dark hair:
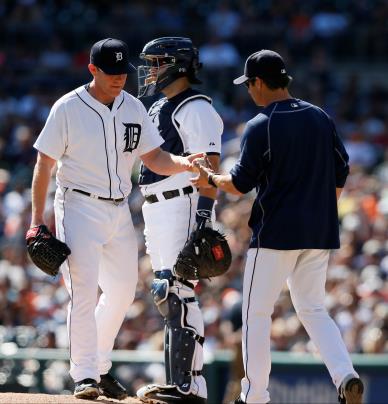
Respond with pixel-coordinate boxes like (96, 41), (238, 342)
(263, 74), (292, 90)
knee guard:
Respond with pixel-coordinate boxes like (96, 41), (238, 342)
(151, 270), (204, 393)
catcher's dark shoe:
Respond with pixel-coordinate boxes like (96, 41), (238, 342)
(74, 378), (99, 400)
(137, 384), (206, 404)
(338, 375), (364, 404)
(99, 373), (128, 400)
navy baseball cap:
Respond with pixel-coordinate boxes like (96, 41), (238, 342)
(233, 49), (291, 85)
(90, 38), (136, 75)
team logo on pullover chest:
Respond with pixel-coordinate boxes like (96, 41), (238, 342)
(123, 123), (141, 152)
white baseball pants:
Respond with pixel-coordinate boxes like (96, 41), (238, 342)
(54, 188), (138, 383)
(142, 192), (208, 398)
(143, 192), (199, 271)
(241, 248), (358, 404)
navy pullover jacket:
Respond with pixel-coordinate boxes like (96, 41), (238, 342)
(230, 98), (349, 250)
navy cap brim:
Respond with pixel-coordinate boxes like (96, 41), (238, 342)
(233, 74), (249, 85)
(100, 62), (136, 75)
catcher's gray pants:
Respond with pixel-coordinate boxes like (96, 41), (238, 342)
(241, 248), (358, 404)
(142, 192), (207, 398)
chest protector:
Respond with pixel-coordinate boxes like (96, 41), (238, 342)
(139, 88), (211, 185)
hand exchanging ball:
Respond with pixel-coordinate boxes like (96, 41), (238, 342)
(194, 155), (213, 170)
(191, 157), (216, 188)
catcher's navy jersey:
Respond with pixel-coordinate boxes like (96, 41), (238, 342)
(230, 98), (349, 250)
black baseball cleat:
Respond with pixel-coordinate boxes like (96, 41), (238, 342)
(232, 395), (246, 404)
(338, 375), (364, 404)
(74, 378), (99, 400)
(99, 372), (128, 400)
(137, 384), (206, 404)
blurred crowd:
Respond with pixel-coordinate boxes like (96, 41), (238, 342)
(0, 0), (388, 396)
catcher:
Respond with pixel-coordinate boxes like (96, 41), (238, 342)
(136, 37), (230, 404)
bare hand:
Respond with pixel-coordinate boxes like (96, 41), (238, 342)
(190, 158), (214, 188)
(183, 152), (205, 173)
(186, 152), (205, 163)
(194, 155), (215, 171)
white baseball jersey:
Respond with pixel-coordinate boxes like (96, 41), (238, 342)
(35, 85), (163, 197)
(168, 98), (223, 152)
(140, 95), (223, 194)
(34, 85), (163, 383)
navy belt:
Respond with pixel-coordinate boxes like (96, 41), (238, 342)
(72, 189), (125, 203)
(145, 185), (194, 204)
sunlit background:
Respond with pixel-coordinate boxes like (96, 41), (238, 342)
(0, 1), (387, 403)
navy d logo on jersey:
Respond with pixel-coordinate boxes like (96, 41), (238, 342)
(123, 123), (141, 152)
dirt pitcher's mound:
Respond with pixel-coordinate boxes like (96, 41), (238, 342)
(0, 393), (142, 403)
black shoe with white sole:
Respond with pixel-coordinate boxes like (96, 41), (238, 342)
(338, 375), (364, 404)
(137, 384), (206, 404)
(74, 378), (99, 400)
(99, 373), (128, 400)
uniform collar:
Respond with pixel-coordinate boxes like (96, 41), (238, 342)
(75, 84), (124, 115)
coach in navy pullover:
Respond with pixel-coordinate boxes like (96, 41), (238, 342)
(191, 50), (360, 404)
(191, 50), (349, 251)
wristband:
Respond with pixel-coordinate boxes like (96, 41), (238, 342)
(208, 173), (217, 188)
(196, 196), (215, 224)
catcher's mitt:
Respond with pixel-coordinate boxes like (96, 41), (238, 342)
(26, 225), (71, 276)
(174, 224), (232, 280)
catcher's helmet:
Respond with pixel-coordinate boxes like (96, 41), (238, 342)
(138, 37), (202, 98)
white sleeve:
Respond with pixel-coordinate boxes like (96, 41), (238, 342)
(136, 100), (164, 156)
(176, 99), (223, 154)
(34, 100), (67, 160)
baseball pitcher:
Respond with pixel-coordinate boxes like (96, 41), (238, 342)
(28, 38), (200, 401)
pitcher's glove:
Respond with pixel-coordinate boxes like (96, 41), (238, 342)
(174, 223), (232, 280)
(26, 225), (71, 276)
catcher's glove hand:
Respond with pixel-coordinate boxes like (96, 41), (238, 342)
(174, 223), (232, 280)
(26, 224), (71, 276)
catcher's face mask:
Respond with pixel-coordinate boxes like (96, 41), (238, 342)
(137, 54), (181, 98)
(137, 37), (202, 98)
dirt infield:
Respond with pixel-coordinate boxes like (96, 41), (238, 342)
(0, 393), (143, 403)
